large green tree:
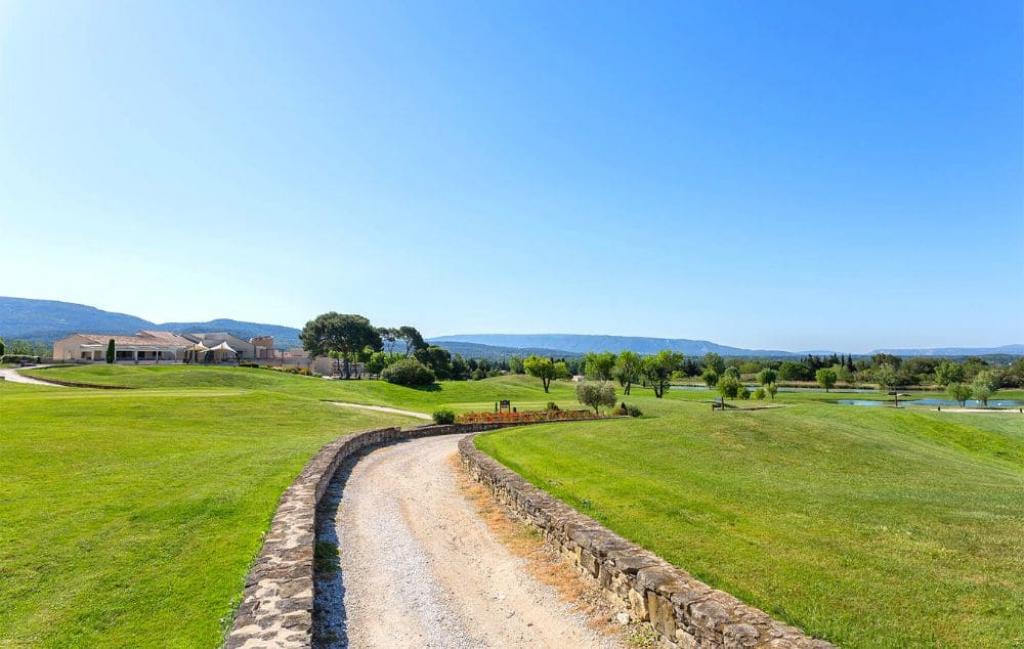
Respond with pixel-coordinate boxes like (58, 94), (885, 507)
(702, 352), (726, 375)
(397, 326), (427, 357)
(300, 312), (382, 379)
(613, 351), (642, 395)
(815, 367), (838, 392)
(947, 382), (971, 407)
(718, 374), (742, 401)
(875, 363), (900, 406)
(643, 350), (684, 398)
(971, 370), (999, 407)
(934, 361), (965, 387)
(584, 352), (616, 382)
(523, 356), (569, 393)
(414, 345), (453, 380)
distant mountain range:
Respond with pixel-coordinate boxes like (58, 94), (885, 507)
(0, 297), (303, 349)
(430, 333), (800, 357)
(430, 334), (1024, 359)
(2, 297), (1020, 358)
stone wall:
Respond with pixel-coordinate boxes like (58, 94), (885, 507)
(458, 435), (835, 649)
(225, 422), (512, 649)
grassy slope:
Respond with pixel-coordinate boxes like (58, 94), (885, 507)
(476, 399), (1024, 648)
(0, 379), (416, 648)
(23, 364), (587, 412)
(9, 365), (1024, 647)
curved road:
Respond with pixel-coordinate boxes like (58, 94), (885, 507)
(0, 366), (63, 386)
(316, 434), (621, 649)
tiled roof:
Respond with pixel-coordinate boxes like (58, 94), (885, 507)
(74, 331), (192, 347)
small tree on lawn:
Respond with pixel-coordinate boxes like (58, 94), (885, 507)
(718, 374), (742, 402)
(876, 363), (899, 406)
(701, 368), (718, 388)
(815, 367), (838, 392)
(106, 339), (116, 364)
(971, 370), (999, 407)
(766, 383), (779, 400)
(643, 350), (684, 398)
(947, 382), (971, 407)
(576, 381), (616, 414)
(613, 351), (642, 395)
(757, 368), (778, 399)
(524, 355), (569, 393)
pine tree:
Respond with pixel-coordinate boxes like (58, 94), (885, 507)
(106, 339), (116, 364)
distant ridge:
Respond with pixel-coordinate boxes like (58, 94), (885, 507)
(2, 298), (1019, 358)
(430, 333), (798, 357)
(0, 297), (302, 349)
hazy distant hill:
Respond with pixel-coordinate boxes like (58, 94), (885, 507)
(427, 339), (583, 361)
(870, 344), (1024, 357)
(0, 297), (302, 349)
(4, 297), (1019, 358)
(430, 333), (798, 357)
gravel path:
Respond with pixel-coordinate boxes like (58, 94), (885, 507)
(327, 401), (432, 420)
(314, 434), (622, 649)
(0, 365), (64, 387)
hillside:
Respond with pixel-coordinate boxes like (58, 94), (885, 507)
(0, 297), (302, 348)
(431, 333), (798, 357)
(427, 339), (582, 361)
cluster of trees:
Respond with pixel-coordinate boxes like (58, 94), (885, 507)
(0, 338), (50, 359)
(300, 312), (527, 387)
(936, 364), (1004, 407)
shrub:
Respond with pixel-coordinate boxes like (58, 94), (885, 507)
(576, 381), (616, 414)
(382, 358), (436, 387)
(627, 405), (642, 417)
(545, 401), (560, 412)
(739, 387), (751, 400)
(753, 387), (767, 400)
(432, 408), (456, 425)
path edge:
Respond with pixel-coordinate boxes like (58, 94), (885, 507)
(458, 434), (836, 649)
(224, 422), (514, 649)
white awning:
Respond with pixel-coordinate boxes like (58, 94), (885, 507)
(208, 342), (236, 353)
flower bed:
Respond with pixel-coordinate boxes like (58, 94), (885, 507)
(456, 409), (601, 424)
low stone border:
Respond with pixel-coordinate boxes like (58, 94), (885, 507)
(459, 435), (835, 649)
(224, 422), (514, 649)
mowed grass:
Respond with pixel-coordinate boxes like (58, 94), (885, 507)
(0, 378), (418, 647)
(23, 363), (588, 413)
(9, 365), (1024, 646)
(476, 400), (1024, 648)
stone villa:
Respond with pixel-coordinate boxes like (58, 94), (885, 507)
(52, 330), (277, 363)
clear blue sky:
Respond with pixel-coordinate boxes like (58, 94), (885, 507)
(1, 1), (1021, 352)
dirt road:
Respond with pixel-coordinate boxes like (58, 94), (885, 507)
(315, 434), (621, 649)
(0, 366), (63, 387)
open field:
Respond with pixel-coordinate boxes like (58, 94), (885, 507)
(6, 365), (1024, 647)
(0, 378), (419, 647)
(476, 399), (1024, 648)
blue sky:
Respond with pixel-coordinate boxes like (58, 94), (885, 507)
(1, 1), (1021, 352)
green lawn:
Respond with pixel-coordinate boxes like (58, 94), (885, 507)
(476, 400), (1024, 648)
(6, 365), (1024, 647)
(0, 378), (419, 647)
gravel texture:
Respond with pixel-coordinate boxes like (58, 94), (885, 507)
(313, 434), (622, 649)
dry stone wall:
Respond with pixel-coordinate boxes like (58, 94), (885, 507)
(458, 435), (836, 649)
(225, 422), (512, 649)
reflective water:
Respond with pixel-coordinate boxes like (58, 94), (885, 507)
(837, 398), (1023, 409)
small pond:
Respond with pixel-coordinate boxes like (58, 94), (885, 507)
(836, 398), (1024, 409)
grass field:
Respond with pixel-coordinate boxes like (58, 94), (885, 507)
(0, 377), (419, 647)
(476, 399), (1024, 648)
(6, 364), (1024, 647)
